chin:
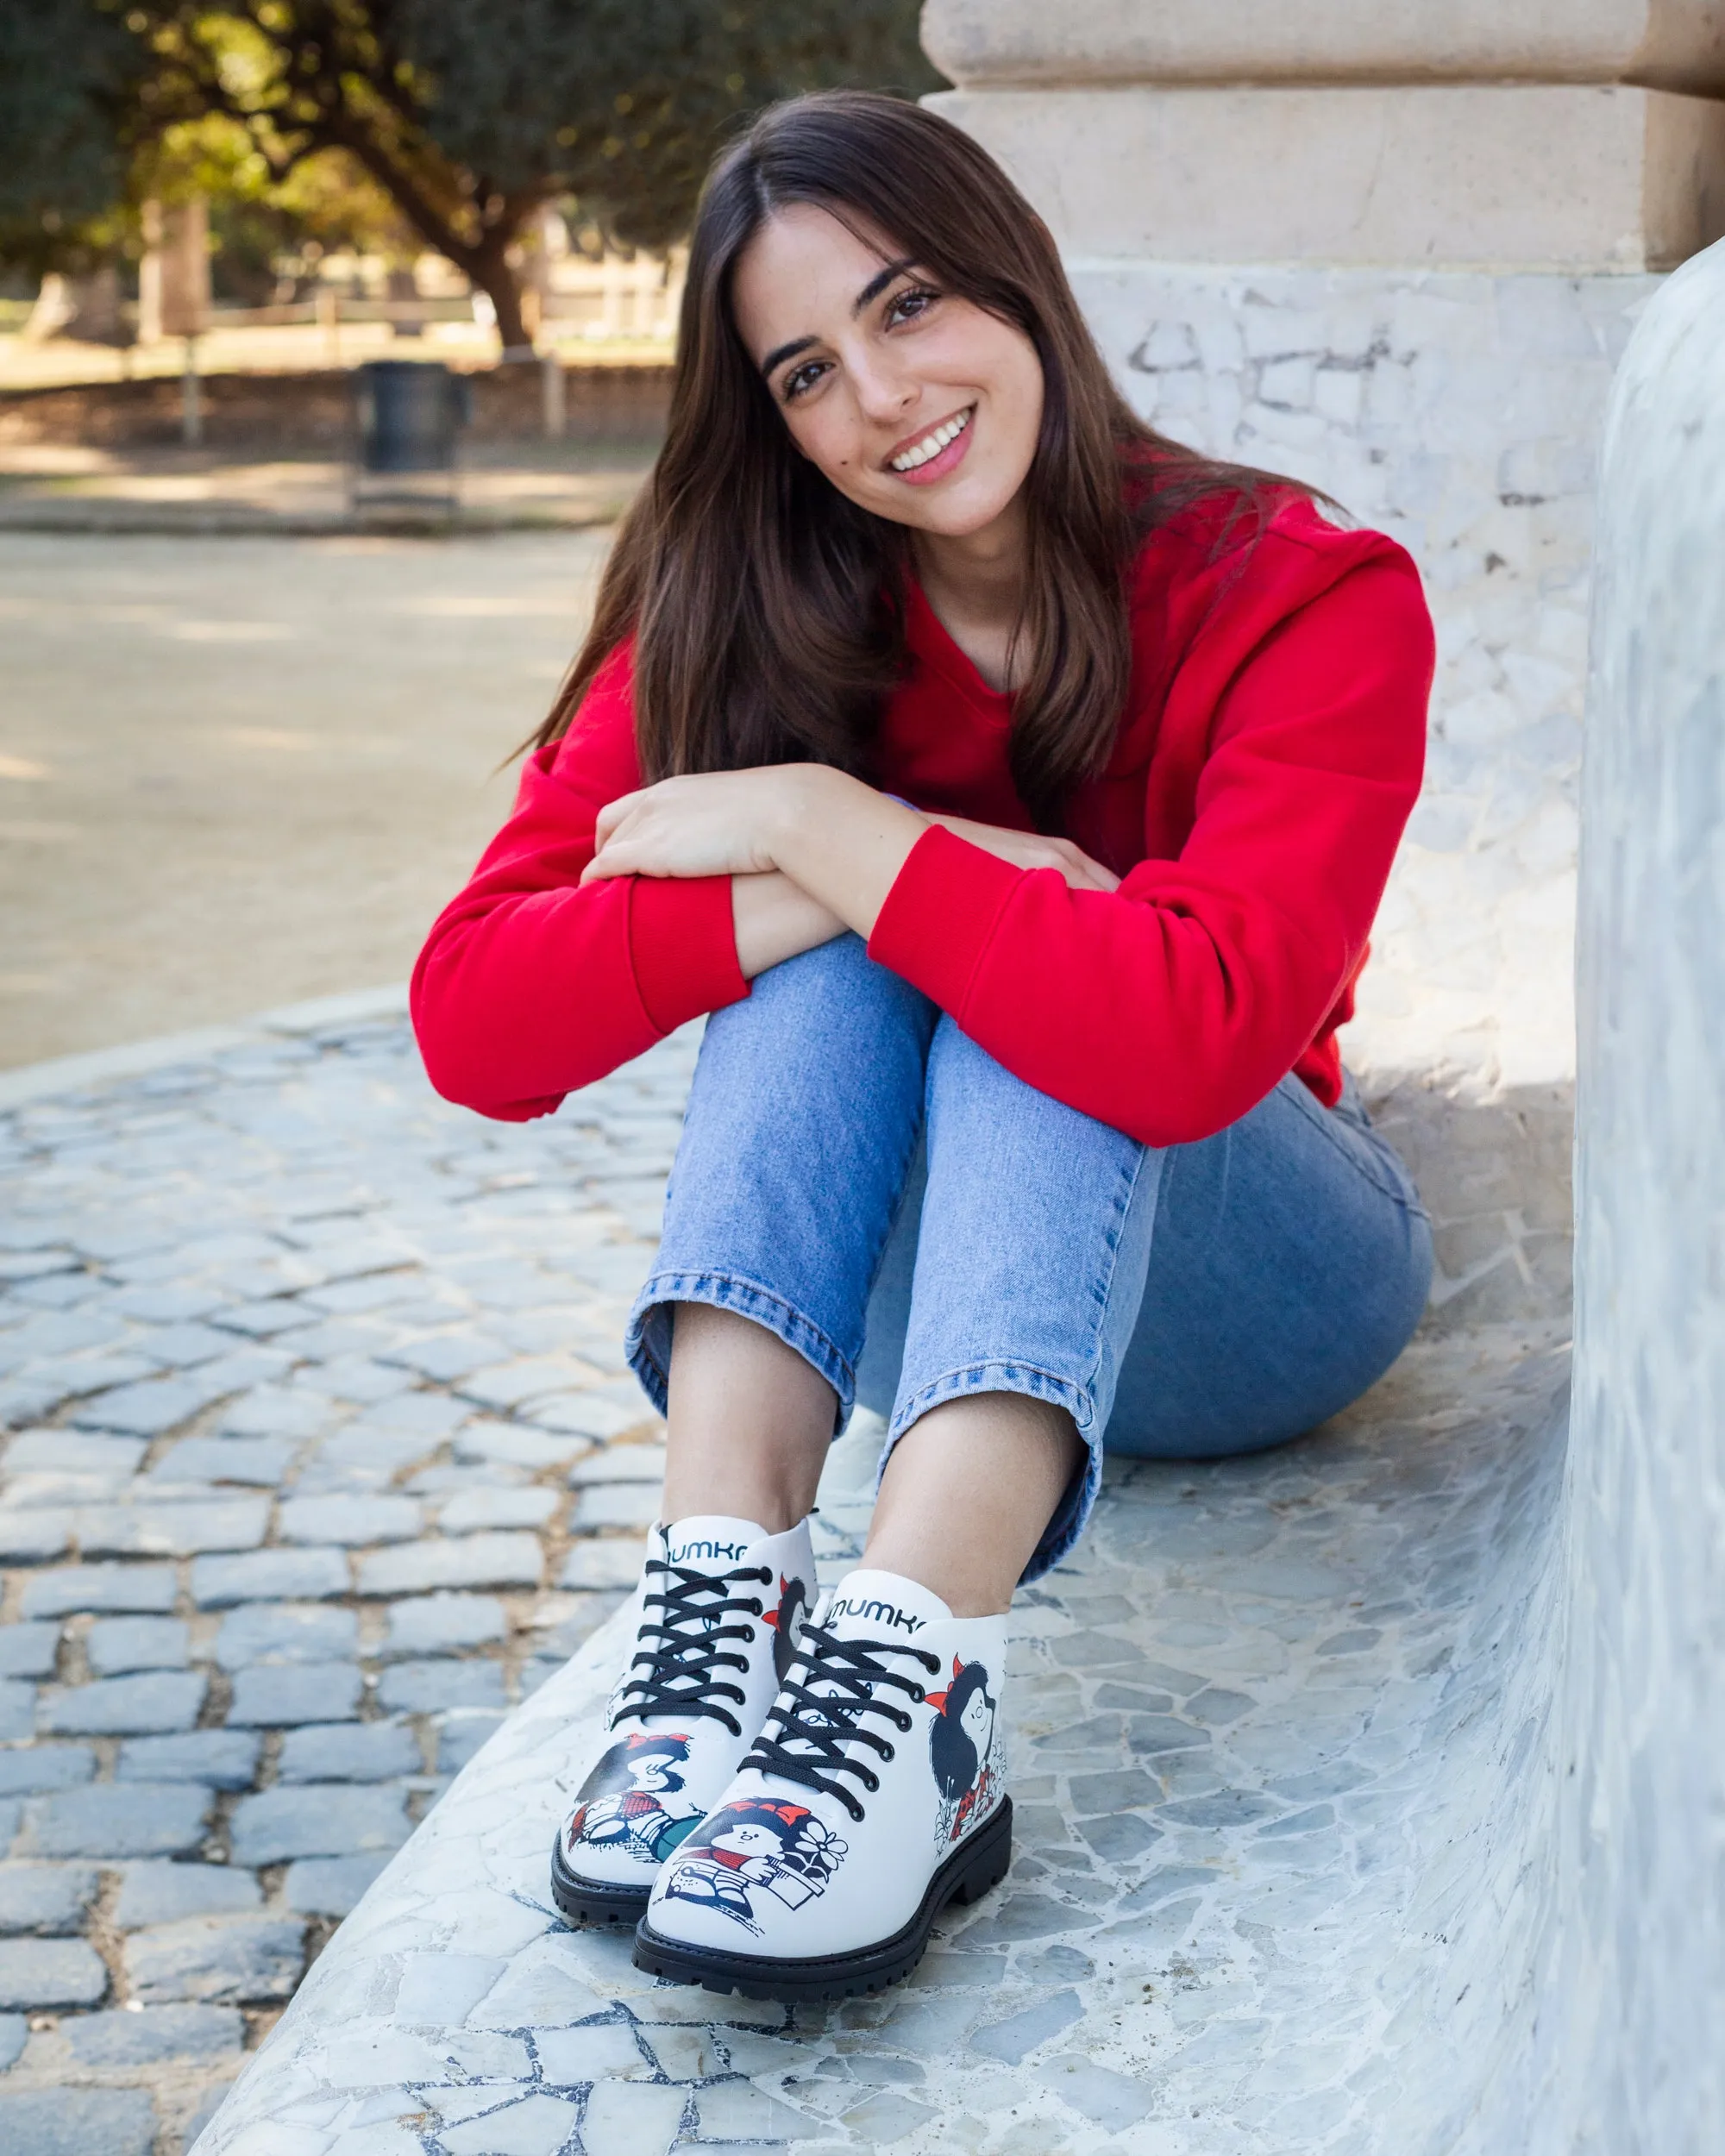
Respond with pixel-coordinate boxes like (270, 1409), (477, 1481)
(919, 492), (1019, 537)
(874, 480), (1019, 537)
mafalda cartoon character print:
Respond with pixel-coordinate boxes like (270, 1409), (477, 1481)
(563, 1733), (703, 1867)
(928, 1656), (1002, 1846)
(660, 1797), (848, 1934)
(766, 1573), (809, 1684)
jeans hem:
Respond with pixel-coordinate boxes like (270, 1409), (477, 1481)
(881, 1361), (1104, 1586)
(624, 1269), (856, 1432)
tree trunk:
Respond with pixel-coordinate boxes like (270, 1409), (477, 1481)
(468, 239), (532, 355)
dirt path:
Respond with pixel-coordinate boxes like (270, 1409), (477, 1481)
(1, 528), (612, 1067)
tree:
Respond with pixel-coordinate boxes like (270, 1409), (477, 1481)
(0, 0), (143, 279)
(107, 1), (939, 351)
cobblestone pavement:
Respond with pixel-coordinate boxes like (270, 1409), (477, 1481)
(0, 1006), (699, 2153)
(0, 1006), (1575, 2155)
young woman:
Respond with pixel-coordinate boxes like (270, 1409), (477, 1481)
(413, 91), (1434, 2002)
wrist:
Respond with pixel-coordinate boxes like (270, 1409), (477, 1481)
(763, 764), (860, 872)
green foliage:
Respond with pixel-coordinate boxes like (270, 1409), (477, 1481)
(204, 152), (419, 300)
(0, 0), (144, 273)
(137, 112), (416, 299)
(395, 0), (944, 249)
(4, 1), (938, 329)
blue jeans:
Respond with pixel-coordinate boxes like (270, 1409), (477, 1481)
(626, 935), (1432, 1584)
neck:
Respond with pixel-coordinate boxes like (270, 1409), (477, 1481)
(910, 497), (1030, 634)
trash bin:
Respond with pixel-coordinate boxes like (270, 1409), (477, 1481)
(352, 360), (468, 516)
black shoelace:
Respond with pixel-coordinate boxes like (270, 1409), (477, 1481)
(615, 1558), (772, 1735)
(743, 1621), (940, 1821)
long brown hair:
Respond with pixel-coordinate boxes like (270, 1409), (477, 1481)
(531, 91), (1293, 827)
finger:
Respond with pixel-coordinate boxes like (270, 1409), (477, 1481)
(1049, 854), (1114, 893)
(1051, 841), (1120, 893)
(593, 791), (643, 847)
(580, 834), (639, 884)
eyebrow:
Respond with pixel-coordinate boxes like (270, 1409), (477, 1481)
(854, 256), (916, 313)
(756, 257), (918, 380)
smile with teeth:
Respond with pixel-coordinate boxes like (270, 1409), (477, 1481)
(889, 407), (974, 472)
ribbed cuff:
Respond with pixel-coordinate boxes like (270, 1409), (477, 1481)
(865, 824), (1023, 1018)
(627, 874), (749, 1037)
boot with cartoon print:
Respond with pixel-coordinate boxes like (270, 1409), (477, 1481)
(633, 1567), (1012, 2000)
(550, 1514), (815, 1926)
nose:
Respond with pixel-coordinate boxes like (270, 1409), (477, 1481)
(849, 350), (918, 429)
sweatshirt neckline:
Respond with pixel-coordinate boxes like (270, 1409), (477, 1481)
(903, 580), (1013, 730)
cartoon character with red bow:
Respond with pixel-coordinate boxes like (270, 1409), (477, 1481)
(660, 1796), (847, 1933)
(763, 1571), (809, 1684)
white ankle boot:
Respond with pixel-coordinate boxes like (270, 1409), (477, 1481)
(634, 1568), (1012, 1999)
(550, 1514), (814, 1924)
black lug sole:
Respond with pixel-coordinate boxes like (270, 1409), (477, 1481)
(549, 1829), (652, 1927)
(631, 1796), (1013, 2002)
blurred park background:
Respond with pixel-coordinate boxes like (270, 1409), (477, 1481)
(0, 0), (939, 1069)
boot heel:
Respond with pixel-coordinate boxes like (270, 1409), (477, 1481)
(947, 1796), (1013, 1906)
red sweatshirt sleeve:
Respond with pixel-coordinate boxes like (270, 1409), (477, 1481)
(411, 643), (747, 1119)
(866, 540), (1433, 1147)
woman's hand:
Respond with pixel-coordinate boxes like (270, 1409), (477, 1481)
(582, 764), (1120, 955)
(919, 812), (1121, 893)
(582, 769), (807, 885)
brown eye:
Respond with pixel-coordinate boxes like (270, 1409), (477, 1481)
(782, 360), (826, 403)
(888, 286), (938, 326)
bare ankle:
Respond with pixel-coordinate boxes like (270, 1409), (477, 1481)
(661, 1302), (834, 1537)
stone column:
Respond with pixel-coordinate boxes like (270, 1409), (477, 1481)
(1554, 229), (1725, 2156)
(925, 5), (1725, 1313)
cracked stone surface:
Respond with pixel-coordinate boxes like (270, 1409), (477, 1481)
(0, 1006), (1572, 2153)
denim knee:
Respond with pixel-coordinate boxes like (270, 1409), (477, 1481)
(625, 936), (938, 1428)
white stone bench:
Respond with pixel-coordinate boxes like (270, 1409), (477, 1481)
(190, 1326), (1571, 2156)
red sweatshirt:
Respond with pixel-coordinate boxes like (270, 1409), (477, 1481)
(411, 493), (1432, 1147)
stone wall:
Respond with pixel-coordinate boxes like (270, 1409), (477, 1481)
(1071, 263), (1646, 1103)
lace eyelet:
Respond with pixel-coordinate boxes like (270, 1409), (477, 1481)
(880, 1743), (894, 1761)
(910, 1685), (925, 1703)
(748, 1601), (764, 1616)
(861, 1771), (878, 1791)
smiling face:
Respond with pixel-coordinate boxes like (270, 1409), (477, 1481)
(627, 1754), (681, 1795)
(712, 1821), (784, 1858)
(730, 204), (1044, 546)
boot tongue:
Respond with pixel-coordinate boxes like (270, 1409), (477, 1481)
(824, 1568), (951, 1643)
(660, 1515), (768, 1572)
